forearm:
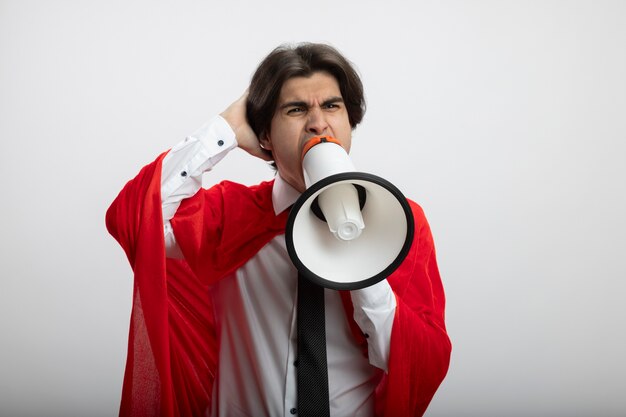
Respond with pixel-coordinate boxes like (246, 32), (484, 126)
(161, 116), (237, 257)
(350, 279), (396, 372)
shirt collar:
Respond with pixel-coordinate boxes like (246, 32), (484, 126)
(272, 173), (301, 215)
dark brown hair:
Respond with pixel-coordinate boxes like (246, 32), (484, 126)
(246, 43), (365, 142)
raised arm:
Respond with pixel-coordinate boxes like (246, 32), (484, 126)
(162, 92), (273, 258)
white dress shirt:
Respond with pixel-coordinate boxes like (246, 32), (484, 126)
(161, 116), (397, 417)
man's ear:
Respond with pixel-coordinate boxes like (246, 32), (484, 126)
(260, 132), (272, 150)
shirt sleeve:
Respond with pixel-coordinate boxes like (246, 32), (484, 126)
(350, 279), (397, 372)
(161, 115), (237, 258)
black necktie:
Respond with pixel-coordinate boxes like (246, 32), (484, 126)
(297, 273), (330, 417)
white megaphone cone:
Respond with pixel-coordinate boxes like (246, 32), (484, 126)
(285, 136), (415, 290)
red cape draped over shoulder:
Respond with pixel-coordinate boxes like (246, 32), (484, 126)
(106, 153), (451, 417)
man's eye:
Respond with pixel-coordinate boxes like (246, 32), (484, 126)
(287, 107), (304, 114)
(324, 103), (339, 110)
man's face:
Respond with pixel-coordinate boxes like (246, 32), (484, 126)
(261, 71), (352, 193)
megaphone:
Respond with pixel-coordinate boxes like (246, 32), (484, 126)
(285, 136), (414, 290)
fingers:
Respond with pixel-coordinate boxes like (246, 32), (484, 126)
(221, 91), (274, 162)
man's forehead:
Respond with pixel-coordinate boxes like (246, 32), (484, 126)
(278, 72), (342, 103)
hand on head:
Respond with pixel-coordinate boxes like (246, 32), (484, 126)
(220, 91), (273, 162)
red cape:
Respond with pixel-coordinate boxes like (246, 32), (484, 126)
(106, 153), (451, 416)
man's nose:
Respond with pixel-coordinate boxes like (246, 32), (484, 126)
(305, 107), (329, 135)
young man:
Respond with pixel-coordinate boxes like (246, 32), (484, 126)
(107, 43), (451, 417)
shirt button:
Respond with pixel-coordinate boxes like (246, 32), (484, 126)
(217, 139), (224, 146)
(290, 408), (297, 415)
(293, 359), (299, 367)
(364, 333), (370, 338)
(180, 171), (187, 177)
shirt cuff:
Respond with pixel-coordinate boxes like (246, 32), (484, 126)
(162, 116), (237, 200)
(192, 115), (238, 155)
(350, 279), (397, 372)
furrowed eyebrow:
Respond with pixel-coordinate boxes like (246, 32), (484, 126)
(279, 96), (344, 110)
(279, 101), (308, 110)
(321, 97), (344, 106)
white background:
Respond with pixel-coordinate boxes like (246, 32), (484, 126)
(1, 1), (625, 416)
